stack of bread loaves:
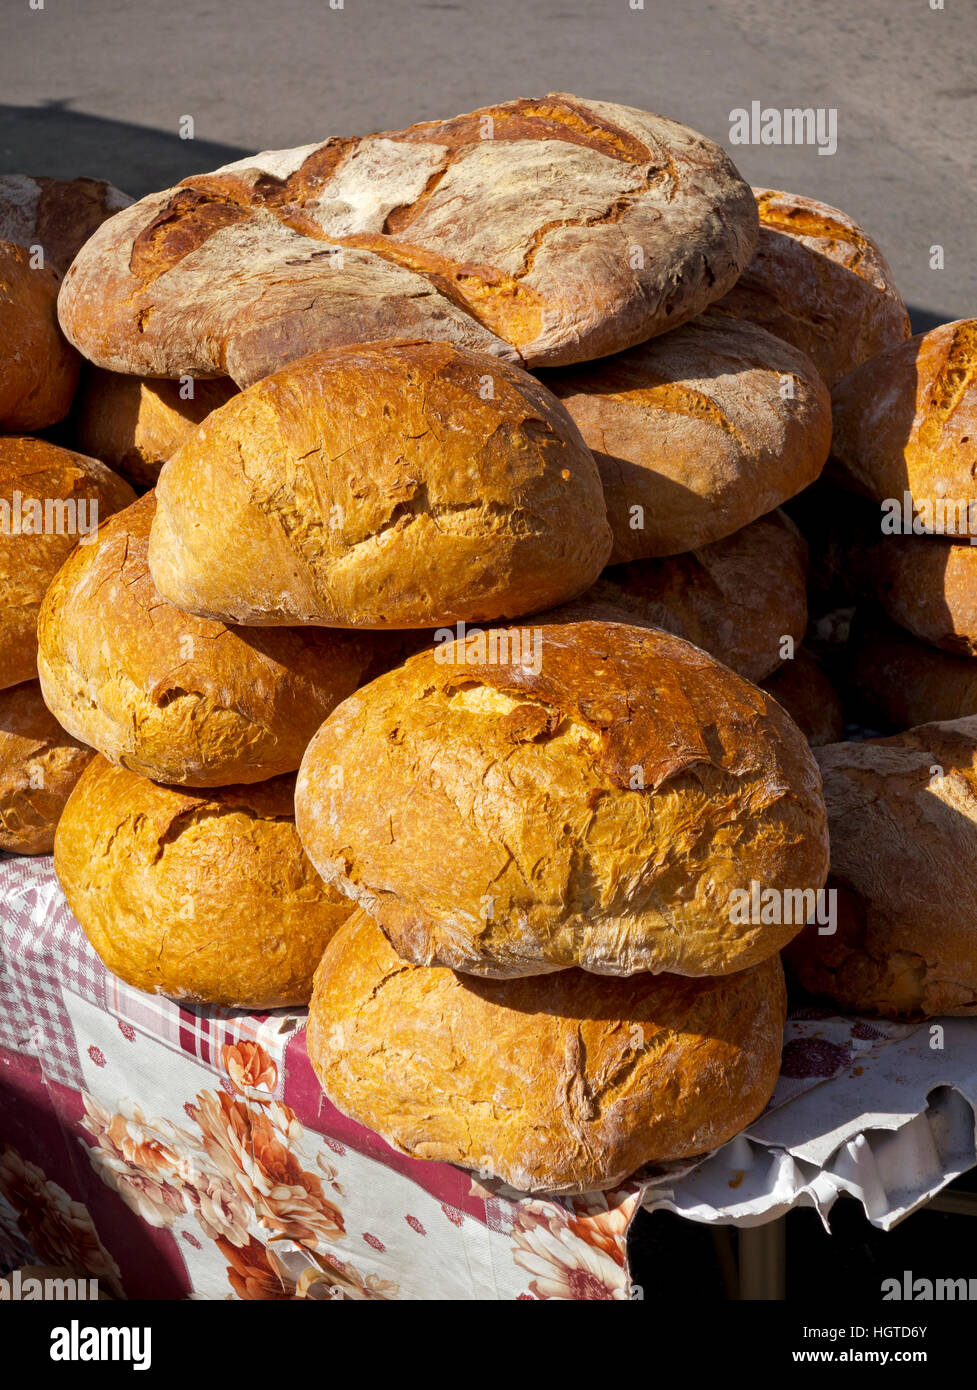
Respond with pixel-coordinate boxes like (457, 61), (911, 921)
(5, 92), (947, 1191)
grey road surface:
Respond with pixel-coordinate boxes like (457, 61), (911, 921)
(1, 0), (974, 326)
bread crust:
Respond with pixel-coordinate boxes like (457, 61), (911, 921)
(296, 621), (829, 978)
(57, 94), (757, 382)
(786, 718), (977, 1018)
(37, 493), (389, 786)
(1, 437), (135, 689)
(0, 175), (132, 276)
(759, 648), (844, 747)
(831, 320), (977, 522)
(860, 533), (977, 656)
(54, 757), (353, 1008)
(544, 312), (830, 560)
(0, 241), (80, 431)
(851, 613), (977, 729)
(544, 509), (808, 682)
(149, 341), (612, 627)
(72, 369), (238, 488)
(714, 187), (910, 387)
(0, 680), (93, 854)
(307, 908), (786, 1195)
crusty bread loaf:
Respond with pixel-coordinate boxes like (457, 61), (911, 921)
(0, 680), (94, 854)
(545, 509), (808, 682)
(72, 369), (238, 487)
(54, 758), (353, 1008)
(296, 621), (829, 978)
(759, 647), (845, 747)
(37, 493), (390, 787)
(544, 312), (831, 560)
(850, 612), (977, 729)
(831, 320), (977, 524)
(1, 438), (135, 689)
(58, 94), (757, 383)
(308, 908), (785, 1195)
(0, 241), (80, 431)
(713, 188), (911, 387)
(0, 175), (132, 276)
(786, 717), (977, 1018)
(858, 533), (977, 656)
(149, 341), (611, 627)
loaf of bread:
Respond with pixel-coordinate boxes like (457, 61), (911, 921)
(544, 312), (830, 560)
(296, 621), (829, 978)
(850, 612), (977, 729)
(858, 533), (977, 655)
(0, 242), (80, 431)
(54, 758), (353, 1008)
(72, 369), (238, 487)
(37, 493), (390, 786)
(759, 647), (845, 747)
(831, 320), (977, 523)
(786, 718), (977, 1018)
(714, 188), (911, 387)
(58, 94), (758, 384)
(546, 509), (808, 683)
(1, 438), (135, 689)
(308, 908), (785, 1194)
(0, 175), (132, 276)
(0, 680), (94, 854)
(149, 341), (611, 627)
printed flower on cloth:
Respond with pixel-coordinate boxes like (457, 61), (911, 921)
(0, 1144), (124, 1298)
(510, 1189), (639, 1300)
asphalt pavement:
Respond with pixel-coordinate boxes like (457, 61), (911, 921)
(1, 0), (974, 327)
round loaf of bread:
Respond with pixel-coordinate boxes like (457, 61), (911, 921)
(0, 175), (132, 276)
(149, 341), (611, 628)
(72, 369), (238, 487)
(850, 613), (977, 730)
(544, 312), (830, 560)
(308, 908), (786, 1195)
(831, 320), (977, 522)
(1, 438), (136, 690)
(296, 622), (830, 978)
(37, 493), (389, 786)
(714, 188), (910, 387)
(786, 718), (977, 1018)
(546, 509), (808, 682)
(58, 94), (757, 383)
(859, 533), (977, 656)
(0, 242), (80, 431)
(0, 680), (94, 854)
(54, 758), (353, 1008)
(759, 648), (845, 747)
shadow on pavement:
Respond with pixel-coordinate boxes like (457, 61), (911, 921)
(0, 100), (251, 197)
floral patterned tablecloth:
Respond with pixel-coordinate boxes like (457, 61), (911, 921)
(0, 853), (642, 1301)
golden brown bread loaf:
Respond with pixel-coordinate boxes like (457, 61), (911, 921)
(786, 717), (977, 1018)
(544, 312), (831, 560)
(850, 613), (977, 730)
(37, 493), (390, 787)
(858, 533), (977, 655)
(830, 320), (977, 527)
(713, 188), (911, 387)
(0, 241), (80, 432)
(308, 908), (786, 1195)
(296, 621), (829, 978)
(149, 341), (611, 627)
(54, 758), (353, 1008)
(58, 94), (758, 383)
(72, 369), (238, 487)
(1, 438), (136, 689)
(0, 175), (132, 276)
(546, 509), (808, 683)
(759, 648), (845, 747)
(0, 680), (94, 854)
